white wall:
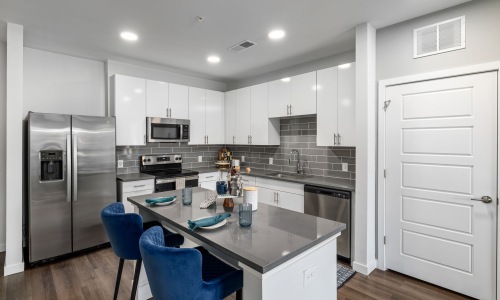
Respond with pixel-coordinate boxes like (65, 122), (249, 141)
(0, 42), (6, 251)
(24, 48), (106, 117)
(377, 0), (500, 81)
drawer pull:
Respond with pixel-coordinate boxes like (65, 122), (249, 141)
(206, 176), (214, 178)
(133, 184), (146, 188)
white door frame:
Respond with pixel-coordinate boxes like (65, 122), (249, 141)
(377, 61), (500, 297)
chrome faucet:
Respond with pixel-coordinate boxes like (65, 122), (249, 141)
(289, 149), (304, 175)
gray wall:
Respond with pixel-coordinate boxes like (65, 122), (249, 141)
(0, 42), (6, 250)
(226, 50), (355, 90)
(377, 0), (500, 81)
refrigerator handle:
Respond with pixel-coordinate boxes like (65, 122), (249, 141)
(66, 135), (72, 202)
(72, 135), (78, 202)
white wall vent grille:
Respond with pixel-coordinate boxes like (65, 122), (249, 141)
(228, 40), (256, 52)
(414, 16), (465, 58)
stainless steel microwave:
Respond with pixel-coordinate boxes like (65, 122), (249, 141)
(147, 117), (190, 143)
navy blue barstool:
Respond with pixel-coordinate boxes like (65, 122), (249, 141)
(101, 202), (184, 300)
(140, 226), (243, 300)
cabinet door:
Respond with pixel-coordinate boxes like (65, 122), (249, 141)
(257, 187), (276, 206)
(169, 83), (189, 119)
(122, 189), (155, 213)
(290, 71), (317, 116)
(277, 191), (304, 213)
(188, 87), (206, 145)
(337, 63), (356, 147)
(234, 87), (251, 144)
(268, 79), (290, 118)
(113, 75), (146, 146)
(205, 90), (225, 145)
(146, 80), (169, 118)
(225, 90), (236, 144)
(200, 180), (217, 191)
(316, 67), (338, 146)
(250, 83), (269, 145)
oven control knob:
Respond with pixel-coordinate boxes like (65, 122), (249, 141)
(147, 159), (151, 162)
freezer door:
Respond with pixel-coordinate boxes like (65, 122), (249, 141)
(28, 112), (72, 262)
(72, 115), (116, 251)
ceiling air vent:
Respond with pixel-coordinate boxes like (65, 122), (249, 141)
(414, 16), (465, 58)
(228, 40), (256, 52)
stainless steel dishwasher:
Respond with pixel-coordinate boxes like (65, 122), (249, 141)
(304, 185), (351, 262)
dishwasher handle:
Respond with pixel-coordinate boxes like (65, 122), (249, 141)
(304, 185), (351, 199)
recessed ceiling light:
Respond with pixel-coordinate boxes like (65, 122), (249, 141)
(338, 63), (351, 69)
(281, 77), (290, 82)
(120, 31), (138, 41)
(268, 30), (285, 40)
(207, 56), (221, 63)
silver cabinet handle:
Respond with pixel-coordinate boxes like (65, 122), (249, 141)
(206, 176), (214, 178)
(207, 135), (208, 144)
(471, 196), (493, 203)
(334, 133), (337, 145)
(287, 105), (290, 115)
(72, 135), (78, 202)
(273, 192), (276, 202)
(338, 133), (341, 145)
(144, 134), (146, 144)
(276, 192), (280, 204)
(66, 135), (72, 202)
(290, 105), (292, 115)
(166, 108), (169, 117)
(169, 108), (172, 117)
(133, 184), (146, 188)
(233, 136), (235, 144)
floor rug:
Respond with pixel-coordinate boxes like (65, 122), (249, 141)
(337, 264), (356, 288)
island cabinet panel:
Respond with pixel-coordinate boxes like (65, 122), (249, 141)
(118, 179), (155, 213)
(188, 87), (206, 145)
(111, 74), (147, 146)
(146, 79), (169, 118)
(225, 90), (236, 145)
(290, 71), (317, 116)
(317, 63), (356, 147)
(268, 78), (290, 118)
(205, 90), (225, 145)
(234, 87), (251, 144)
(168, 83), (189, 119)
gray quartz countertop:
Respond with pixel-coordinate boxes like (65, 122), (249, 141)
(128, 187), (346, 274)
(189, 166), (223, 174)
(116, 173), (156, 182)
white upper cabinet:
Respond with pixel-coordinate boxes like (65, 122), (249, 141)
(205, 90), (225, 145)
(251, 83), (279, 145)
(188, 87), (206, 145)
(146, 80), (169, 118)
(225, 90), (236, 144)
(269, 71), (317, 117)
(234, 87), (251, 144)
(317, 63), (356, 146)
(111, 74), (146, 146)
(291, 71), (317, 116)
(268, 79), (290, 118)
(168, 83), (189, 119)
(146, 80), (189, 119)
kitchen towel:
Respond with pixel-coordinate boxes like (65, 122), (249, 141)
(188, 213), (231, 230)
(146, 196), (177, 205)
(176, 177), (185, 190)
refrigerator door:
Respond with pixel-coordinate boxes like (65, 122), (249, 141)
(72, 115), (116, 251)
(28, 112), (72, 262)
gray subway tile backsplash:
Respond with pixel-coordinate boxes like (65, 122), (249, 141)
(116, 116), (355, 186)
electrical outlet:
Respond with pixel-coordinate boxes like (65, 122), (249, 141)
(198, 156), (203, 162)
(342, 163), (348, 172)
(117, 160), (124, 168)
(303, 265), (317, 287)
(269, 157), (273, 164)
(241, 156), (245, 162)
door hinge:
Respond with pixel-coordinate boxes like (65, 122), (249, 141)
(384, 236), (386, 245)
(384, 169), (386, 178)
(383, 100), (391, 111)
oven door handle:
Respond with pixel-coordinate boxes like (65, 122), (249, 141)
(156, 175), (199, 184)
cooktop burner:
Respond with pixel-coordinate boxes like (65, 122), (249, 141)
(139, 154), (199, 179)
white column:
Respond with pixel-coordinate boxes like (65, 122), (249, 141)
(4, 23), (24, 276)
(353, 23), (377, 275)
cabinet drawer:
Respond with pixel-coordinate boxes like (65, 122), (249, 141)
(199, 172), (219, 182)
(255, 177), (304, 195)
(121, 179), (155, 193)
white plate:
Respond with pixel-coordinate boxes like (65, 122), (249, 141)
(193, 217), (228, 230)
(150, 198), (177, 206)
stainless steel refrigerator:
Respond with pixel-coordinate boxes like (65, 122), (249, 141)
(27, 112), (116, 263)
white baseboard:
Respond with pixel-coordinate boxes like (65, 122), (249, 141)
(0, 243), (5, 252)
(352, 259), (377, 275)
(4, 262), (24, 276)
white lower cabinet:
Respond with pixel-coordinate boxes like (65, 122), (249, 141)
(117, 179), (155, 213)
(198, 172), (220, 191)
(254, 177), (304, 213)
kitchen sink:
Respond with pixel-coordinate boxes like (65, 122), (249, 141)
(265, 172), (313, 180)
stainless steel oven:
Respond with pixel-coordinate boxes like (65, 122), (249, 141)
(140, 154), (199, 192)
(147, 117), (189, 143)
(155, 175), (199, 192)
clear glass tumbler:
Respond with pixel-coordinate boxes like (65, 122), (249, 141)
(239, 203), (252, 227)
(182, 188), (192, 205)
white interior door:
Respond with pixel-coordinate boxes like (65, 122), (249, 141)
(384, 72), (497, 300)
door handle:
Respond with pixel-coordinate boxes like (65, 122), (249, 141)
(276, 192), (279, 204)
(471, 196), (493, 203)
(66, 135), (72, 202)
(72, 135), (78, 202)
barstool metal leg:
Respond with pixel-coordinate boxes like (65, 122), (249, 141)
(113, 258), (124, 300)
(130, 259), (142, 300)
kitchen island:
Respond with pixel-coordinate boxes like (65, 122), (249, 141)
(128, 187), (345, 300)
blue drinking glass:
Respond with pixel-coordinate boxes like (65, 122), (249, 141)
(216, 181), (228, 195)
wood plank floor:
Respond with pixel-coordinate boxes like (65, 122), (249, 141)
(0, 248), (473, 300)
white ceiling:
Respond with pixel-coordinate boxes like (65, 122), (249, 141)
(0, 0), (470, 82)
